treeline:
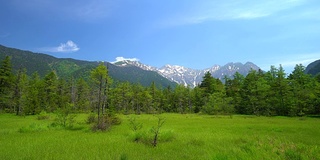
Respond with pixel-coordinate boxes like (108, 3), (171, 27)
(0, 56), (319, 116)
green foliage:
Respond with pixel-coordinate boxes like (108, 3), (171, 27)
(202, 92), (234, 115)
(91, 112), (122, 132)
(52, 108), (77, 128)
(0, 45), (176, 89)
(151, 116), (165, 147)
(2, 44), (320, 117)
(86, 113), (97, 124)
(0, 56), (14, 111)
(37, 111), (50, 120)
(2, 114), (320, 159)
(128, 116), (172, 147)
(18, 123), (48, 133)
(285, 149), (302, 160)
(128, 116), (143, 131)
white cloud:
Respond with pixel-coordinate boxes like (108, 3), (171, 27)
(160, 0), (306, 27)
(111, 57), (140, 63)
(42, 40), (80, 53)
(264, 53), (320, 73)
(56, 40), (80, 52)
(278, 54), (319, 68)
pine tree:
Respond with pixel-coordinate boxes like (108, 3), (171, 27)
(43, 71), (58, 112)
(173, 84), (189, 113)
(161, 85), (174, 112)
(13, 68), (28, 115)
(240, 69), (270, 115)
(225, 72), (244, 114)
(149, 81), (161, 113)
(0, 56), (15, 112)
(191, 86), (205, 113)
(288, 64), (316, 116)
(25, 72), (42, 115)
(75, 78), (90, 111)
(199, 71), (215, 95)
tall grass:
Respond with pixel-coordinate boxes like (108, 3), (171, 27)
(0, 113), (319, 159)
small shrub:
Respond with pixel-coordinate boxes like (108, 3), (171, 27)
(110, 116), (122, 125)
(92, 121), (109, 131)
(129, 116), (169, 147)
(151, 116), (165, 147)
(91, 114), (121, 132)
(87, 113), (97, 124)
(129, 131), (149, 143)
(52, 109), (77, 128)
(37, 111), (50, 120)
(128, 117), (143, 131)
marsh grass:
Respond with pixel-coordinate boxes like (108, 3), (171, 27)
(0, 113), (319, 159)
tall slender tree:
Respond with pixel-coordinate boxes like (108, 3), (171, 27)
(90, 63), (109, 124)
(25, 72), (42, 115)
(75, 78), (90, 111)
(0, 56), (14, 112)
(13, 68), (28, 115)
(43, 71), (58, 112)
(225, 72), (244, 114)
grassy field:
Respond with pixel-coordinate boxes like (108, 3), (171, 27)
(0, 113), (319, 160)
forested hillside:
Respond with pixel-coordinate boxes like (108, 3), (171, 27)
(0, 45), (177, 88)
(1, 55), (319, 116)
(305, 59), (320, 76)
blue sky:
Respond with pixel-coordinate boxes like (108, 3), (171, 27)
(0, 0), (319, 73)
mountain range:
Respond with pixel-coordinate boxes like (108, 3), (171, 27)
(1, 44), (263, 88)
(113, 60), (260, 87)
(0, 45), (176, 88)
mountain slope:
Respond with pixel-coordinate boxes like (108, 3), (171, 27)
(305, 59), (320, 76)
(0, 45), (177, 88)
(115, 60), (261, 87)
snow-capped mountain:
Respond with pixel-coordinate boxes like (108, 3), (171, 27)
(113, 60), (157, 71)
(113, 60), (261, 87)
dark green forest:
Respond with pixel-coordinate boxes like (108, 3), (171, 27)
(0, 45), (177, 89)
(1, 55), (320, 117)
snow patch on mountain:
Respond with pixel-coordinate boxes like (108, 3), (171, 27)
(114, 60), (261, 88)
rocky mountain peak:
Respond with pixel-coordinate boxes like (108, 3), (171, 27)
(114, 60), (261, 88)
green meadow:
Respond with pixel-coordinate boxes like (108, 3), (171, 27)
(0, 113), (319, 160)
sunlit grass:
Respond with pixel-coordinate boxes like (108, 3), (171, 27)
(0, 113), (319, 159)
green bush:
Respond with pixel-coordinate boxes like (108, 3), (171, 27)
(52, 109), (76, 128)
(37, 111), (50, 120)
(91, 114), (122, 132)
(86, 113), (97, 124)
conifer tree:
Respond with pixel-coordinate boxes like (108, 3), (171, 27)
(75, 78), (90, 111)
(13, 68), (28, 115)
(43, 71), (58, 112)
(24, 72), (42, 115)
(0, 56), (14, 112)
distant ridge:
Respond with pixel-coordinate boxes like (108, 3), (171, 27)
(0, 45), (177, 88)
(114, 60), (261, 87)
(305, 59), (320, 76)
